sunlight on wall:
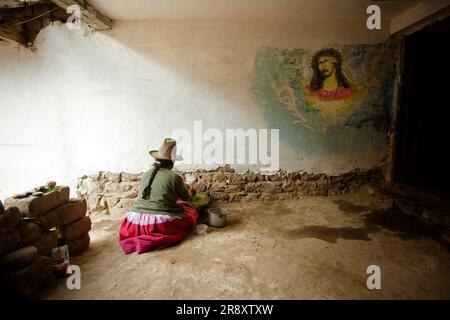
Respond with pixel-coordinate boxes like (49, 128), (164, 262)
(0, 19), (390, 198)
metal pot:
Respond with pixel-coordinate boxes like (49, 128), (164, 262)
(207, 208), (227, 227)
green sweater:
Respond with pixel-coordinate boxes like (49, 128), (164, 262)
(130, 168), (190, 218)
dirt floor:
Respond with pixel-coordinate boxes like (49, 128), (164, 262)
(42, 189), (450, 299)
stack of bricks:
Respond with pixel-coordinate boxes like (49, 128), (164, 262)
(0, 186), (91, 297)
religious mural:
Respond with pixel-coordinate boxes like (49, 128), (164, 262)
(254, 41), (399, 156)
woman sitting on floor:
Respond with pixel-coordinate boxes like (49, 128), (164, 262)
(119, 138), (198, 254)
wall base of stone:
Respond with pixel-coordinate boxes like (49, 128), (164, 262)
(76, 166), (383, 215)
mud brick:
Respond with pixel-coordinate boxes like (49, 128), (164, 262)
(0, 229), (21, 255)
(67, 233), (90, 256)
(37, 198), (87, 230)
(59, 216), (91, 241)
(2, 256), (55, 298)
(4, 186), (70, 218)
(17, 220), (42, 245)
(32, 230), (58, 256)
(0, 207), (21, 234)
(0, 246), (38, 271)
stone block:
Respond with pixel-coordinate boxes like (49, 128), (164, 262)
(105, 197), (120, 209)
(287, 172), (300, 180)
(200, 173), (214, 184)
(122, 190), (138, 198)
(244, 171), (258, 183)
(0, 246), (38, 271)
(78, 179), (103, 196)
(282, 181), (296, 192)
(4, 186), (70, 218)
(0, 207), (21, 234)
(104, 182), (137, 194)
(87, 172), (102, 181)
(224, 185), (242, 193)
(211, 192), (229, 201)
(105, 172), (121, 183)
(216, 165), (234, 173)
(121, 172), (142, 182)
(260, 181), (280, 193)
(229, 174), (246, 185)
(268, 172), (285, 181)
(85, 194), (102, 212)
(59, 216), (91, 242)
(303, 173), (320, 181)
(17, 220), (41, 245)
(244, 183), (257, 193)
(117, 198), (135, 209)
(37, 198), (87, 230)
(0, 230), (21, 255)
(33, 230), (58, 256)
(3, 256), (55, 298)
(67, 233), (90, 256)
(213, 172), (226, 183)
(210, 183), (225, 192)
(192, 180), (208, 192)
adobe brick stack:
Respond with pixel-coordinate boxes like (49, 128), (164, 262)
(1, 186), (90, 297)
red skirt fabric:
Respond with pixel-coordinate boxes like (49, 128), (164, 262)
(119, 200), (198, 254)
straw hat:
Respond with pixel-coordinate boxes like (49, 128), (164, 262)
(149, 138), (183, 161)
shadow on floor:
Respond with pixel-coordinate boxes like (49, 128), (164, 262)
(363, 207), (440, 241)
(285, 226), (372, 243)
(333, 200), (371, 214)
(285, 204), (440, 243)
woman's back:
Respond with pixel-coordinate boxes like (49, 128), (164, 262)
(130, 168), (190, 217)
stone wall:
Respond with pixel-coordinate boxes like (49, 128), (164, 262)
(76, 166), (383, 215)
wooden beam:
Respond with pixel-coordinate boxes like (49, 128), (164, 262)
(0, 0), (42, 9)
(50, 0), (111, 31)
(0, 25), (26, 45)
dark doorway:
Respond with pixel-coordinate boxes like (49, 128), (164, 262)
(394, 16), (450, 201)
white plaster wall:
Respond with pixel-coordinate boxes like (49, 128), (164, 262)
(0, 19), (390, 197)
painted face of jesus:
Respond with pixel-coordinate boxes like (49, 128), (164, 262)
(317, 55), (336, 78)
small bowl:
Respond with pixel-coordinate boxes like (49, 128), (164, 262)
(193, 223), (208, 235)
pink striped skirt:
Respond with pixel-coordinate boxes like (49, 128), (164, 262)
(119, 200), (198, 254)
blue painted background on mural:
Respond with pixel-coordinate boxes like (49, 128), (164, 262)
(254, 41), (399, 156)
